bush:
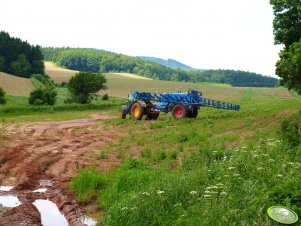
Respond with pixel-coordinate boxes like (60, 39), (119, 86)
(32, 74), (54, 86)
(102, 93), (109, 100)
(280, 113), (301, 147)
(0, 87), (6, 105)
(28, 86), (57, 105)
(68, 72), (107, 104)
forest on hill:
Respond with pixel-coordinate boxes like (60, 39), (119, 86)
(42, 47), (277, 87)
(0, 31), (44, 78)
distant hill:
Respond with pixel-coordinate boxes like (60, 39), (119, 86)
(42, 47), (278, 88)
(137, 56), (194, 70)
(0, 72), (34, 96)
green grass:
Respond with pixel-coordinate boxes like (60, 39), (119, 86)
(69, 168), (107, 203)
(67, 87), (301, 225)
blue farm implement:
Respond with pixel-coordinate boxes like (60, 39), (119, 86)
(120, 90), (240, 120)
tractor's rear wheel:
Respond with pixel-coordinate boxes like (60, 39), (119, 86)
(131, 102), (144, 120)
(172, 104), (187, 119)
(147, 112), (160, 120)
(187, 106), (198, 118)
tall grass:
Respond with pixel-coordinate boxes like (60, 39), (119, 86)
(98, 140), (301, 225)
(69, 168), (107, 203)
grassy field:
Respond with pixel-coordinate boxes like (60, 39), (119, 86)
(0, 72), (34, 96)
(69, 92), (301, 225)
(1, 62), (301, 225)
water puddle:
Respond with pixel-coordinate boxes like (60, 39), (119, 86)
(33, 188), (47, 193)
(81, 216), (97, 226)
(33, 199), (68, 226)
(0, 186), (14, 191)
(0, 195), (21, 208)
(39, 180), (53, 187)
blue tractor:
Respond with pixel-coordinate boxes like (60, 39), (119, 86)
(120, 90), (240, 120)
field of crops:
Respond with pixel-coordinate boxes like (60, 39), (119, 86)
(0, 72), (34, 96)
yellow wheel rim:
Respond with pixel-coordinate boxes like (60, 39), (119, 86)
(133, 105), (140, 118)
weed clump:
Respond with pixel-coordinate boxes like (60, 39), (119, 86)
(69, 168), (107, 203)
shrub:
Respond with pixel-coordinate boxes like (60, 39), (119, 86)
(68, 72), (107, 103)
(280, 114), (301, 147)
(0, 87), (6, 105)
(28, 86), (57, 105)
(32, 74), (54, 86)
(102, 93), (109, 100)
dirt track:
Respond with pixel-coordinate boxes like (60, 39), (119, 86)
(0, 113), (120, 225)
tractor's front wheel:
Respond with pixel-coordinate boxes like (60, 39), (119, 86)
(131, 102), (144, 120)
(172, 104), (187, 119)
(147, 112), (160, 120)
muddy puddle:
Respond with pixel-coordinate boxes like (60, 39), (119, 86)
(0, 182), (98, 226)
(81, 216), (97, 226)
(34, 199), (68, 226)
(0, 195), (21, 208)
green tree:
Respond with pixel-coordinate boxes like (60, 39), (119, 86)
(10, 54), (31, 77)
(270, 0), (301, 47)
(28, 86), (57, 105)
(0, 56), (4, 71)
(276, 40), (301, 93)
(0, 86), (6, 105)
(67, 72), (107, 104)
(270, 0), (301, 92)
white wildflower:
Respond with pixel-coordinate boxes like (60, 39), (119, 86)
(253, 154), (259, 158)
(228, 167), (235, 170)
(121, 207), (128, 211)
(288, 162), (293, 165)
(204, 190), (211, 194)
(142, 192), (150, 196)
(173, 203), (182, 207)
(190, 191), (197, 195)
(277, 174), (283, 178)
(157, 190), (165, 195)
(203, 194), (212, 198)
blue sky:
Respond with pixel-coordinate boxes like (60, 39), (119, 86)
(1, 0), (281, 76)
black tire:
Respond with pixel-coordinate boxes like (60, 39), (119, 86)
(131, 102), (144, 120)
(187, 106), (198, 118)
(120, 105), (128, 119)
(147, 112), (160, 120)
(172, 104), (187, 119)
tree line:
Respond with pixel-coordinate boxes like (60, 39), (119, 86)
(0, 31), (44, 77)
(42, 47), (277, 87)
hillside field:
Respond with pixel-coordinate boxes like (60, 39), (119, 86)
(0, 72), (34, 96)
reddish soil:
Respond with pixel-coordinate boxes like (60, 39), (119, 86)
(0, 113), (120, 225)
